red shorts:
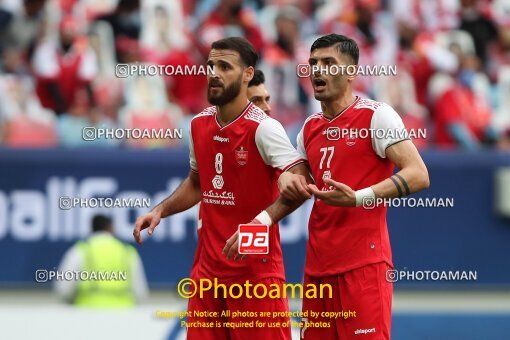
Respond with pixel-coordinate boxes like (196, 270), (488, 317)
(187, 277), (291, 340)
(301, 262), (392, 340)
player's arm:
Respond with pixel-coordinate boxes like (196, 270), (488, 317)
(263, 162), (313, 225)
(277, 122), (315, 201)
(133, 171), (201, 244)
(309, 104), (429, 206)
(223, 118), (311, 259)
(309, 140), (430, 206)
(223, 163), (312, 260)
(261, 164), (312, 226)
(133, 124), (201, 244)
(368, 140), (429, 199)
(153, 171), (201, 217)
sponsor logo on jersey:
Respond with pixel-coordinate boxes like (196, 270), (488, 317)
(212, 175), (224, 189)
(202, 189), (235, 206)
(322, 170), (331, 181)
(238, 224), (269, 254)
(213, 135), (229, 143)
(235, 147), (248, 166)
(354, 328), (376, 335)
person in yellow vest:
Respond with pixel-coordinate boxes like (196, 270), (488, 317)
(55, 215), (148, 308)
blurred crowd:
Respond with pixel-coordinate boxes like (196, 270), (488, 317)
(0, 0), (509, 149)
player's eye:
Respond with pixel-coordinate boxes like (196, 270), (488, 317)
(219, 63), (230, 70)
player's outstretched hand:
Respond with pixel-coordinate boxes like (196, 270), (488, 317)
(223, 230), (247, 261)
(308, 178), (356, 207)
(278, 172), (312, 201)
(223, 218), (263, 261)
(133, 210), (162, 245)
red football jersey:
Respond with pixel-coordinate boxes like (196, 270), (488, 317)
(297, 97), (409, 277)
(189, 102), (304, 283)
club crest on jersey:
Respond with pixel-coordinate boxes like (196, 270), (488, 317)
(345, 133), (357, 146)
(235, 147), (248, 166)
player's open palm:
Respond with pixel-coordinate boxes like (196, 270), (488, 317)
(133, 211), (161, 244)
(308, 178), (356, 207)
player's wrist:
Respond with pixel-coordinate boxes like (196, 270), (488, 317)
(354, 187), (375, 207)
(151, 205), (164, 217)
(254, 210), (273, 227)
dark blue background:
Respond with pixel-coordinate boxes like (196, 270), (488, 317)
(0, 149), (509, 288)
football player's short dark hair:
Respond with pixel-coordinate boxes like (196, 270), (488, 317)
(248, 70), (265, 87)
(310, 34), (359, 65)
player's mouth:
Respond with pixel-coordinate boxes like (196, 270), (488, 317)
(208, 80), (224, 91)
(312, 78), (327, 92)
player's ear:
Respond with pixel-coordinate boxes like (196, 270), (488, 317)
(244, 66), (254, 84)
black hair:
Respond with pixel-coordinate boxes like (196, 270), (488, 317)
(211, 37), (258, 67)
(92, 215), (112, 232)
(248, 69), (265, 87)
(310, 34), (359, 65)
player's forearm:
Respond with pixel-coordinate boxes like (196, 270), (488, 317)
(371, 166), (429, 199)
(152, 172), (201, 218)
(265, 196), (305, 224)
(263, 162), (311, 223)
(287, 161), (313, 180)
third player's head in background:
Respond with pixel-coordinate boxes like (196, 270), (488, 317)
(247, 70), (272, 116)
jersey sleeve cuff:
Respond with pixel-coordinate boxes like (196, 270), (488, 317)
(281, 159), (306, 172)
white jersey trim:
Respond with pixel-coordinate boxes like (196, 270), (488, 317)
(296, 113), (322, 161)
(370, 102), (409, 158)
(189, 107), (217, 172)
(255, 117), (304, 170)
(188, 124), (198, 172)
(191, 106), (215, 123)
(320, 96), (360, 123)
(214, 102), (252, 130)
